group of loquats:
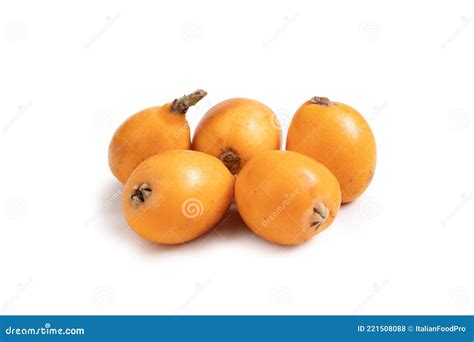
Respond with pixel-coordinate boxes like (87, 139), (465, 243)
(108, 90), (376, 246)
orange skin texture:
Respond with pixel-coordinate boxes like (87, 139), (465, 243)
(235, 150), (341, 245)
(286, 100), (376, 203)
(123, 150), (234, 244)
(192, 98), (281, 174)
(109, 103), (190, 184)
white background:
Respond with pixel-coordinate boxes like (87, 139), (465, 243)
(1, 0), (473, 315)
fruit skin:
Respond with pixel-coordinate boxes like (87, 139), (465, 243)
(235, 150), (341, 245)
(192, 98), (281, 174)
(109, 90), (206, 184)
(286, 97), (376, 203)
(122, 150), (234, 244)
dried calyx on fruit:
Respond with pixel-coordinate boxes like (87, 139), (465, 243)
(131, 183), (153, 209)
(310, 96), (336, 106)
(219, 148), (241, 175)
(311, 203), (328, 230)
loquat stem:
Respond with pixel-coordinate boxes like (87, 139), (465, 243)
(171, 89), (207, 114)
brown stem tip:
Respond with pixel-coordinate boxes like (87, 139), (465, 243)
(219, 148), (241, 175)
(310, 203), (328, 230)
(310, 96), (334, 107)
(171, 89), (207, 114)
(131, 183), (153, 209)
